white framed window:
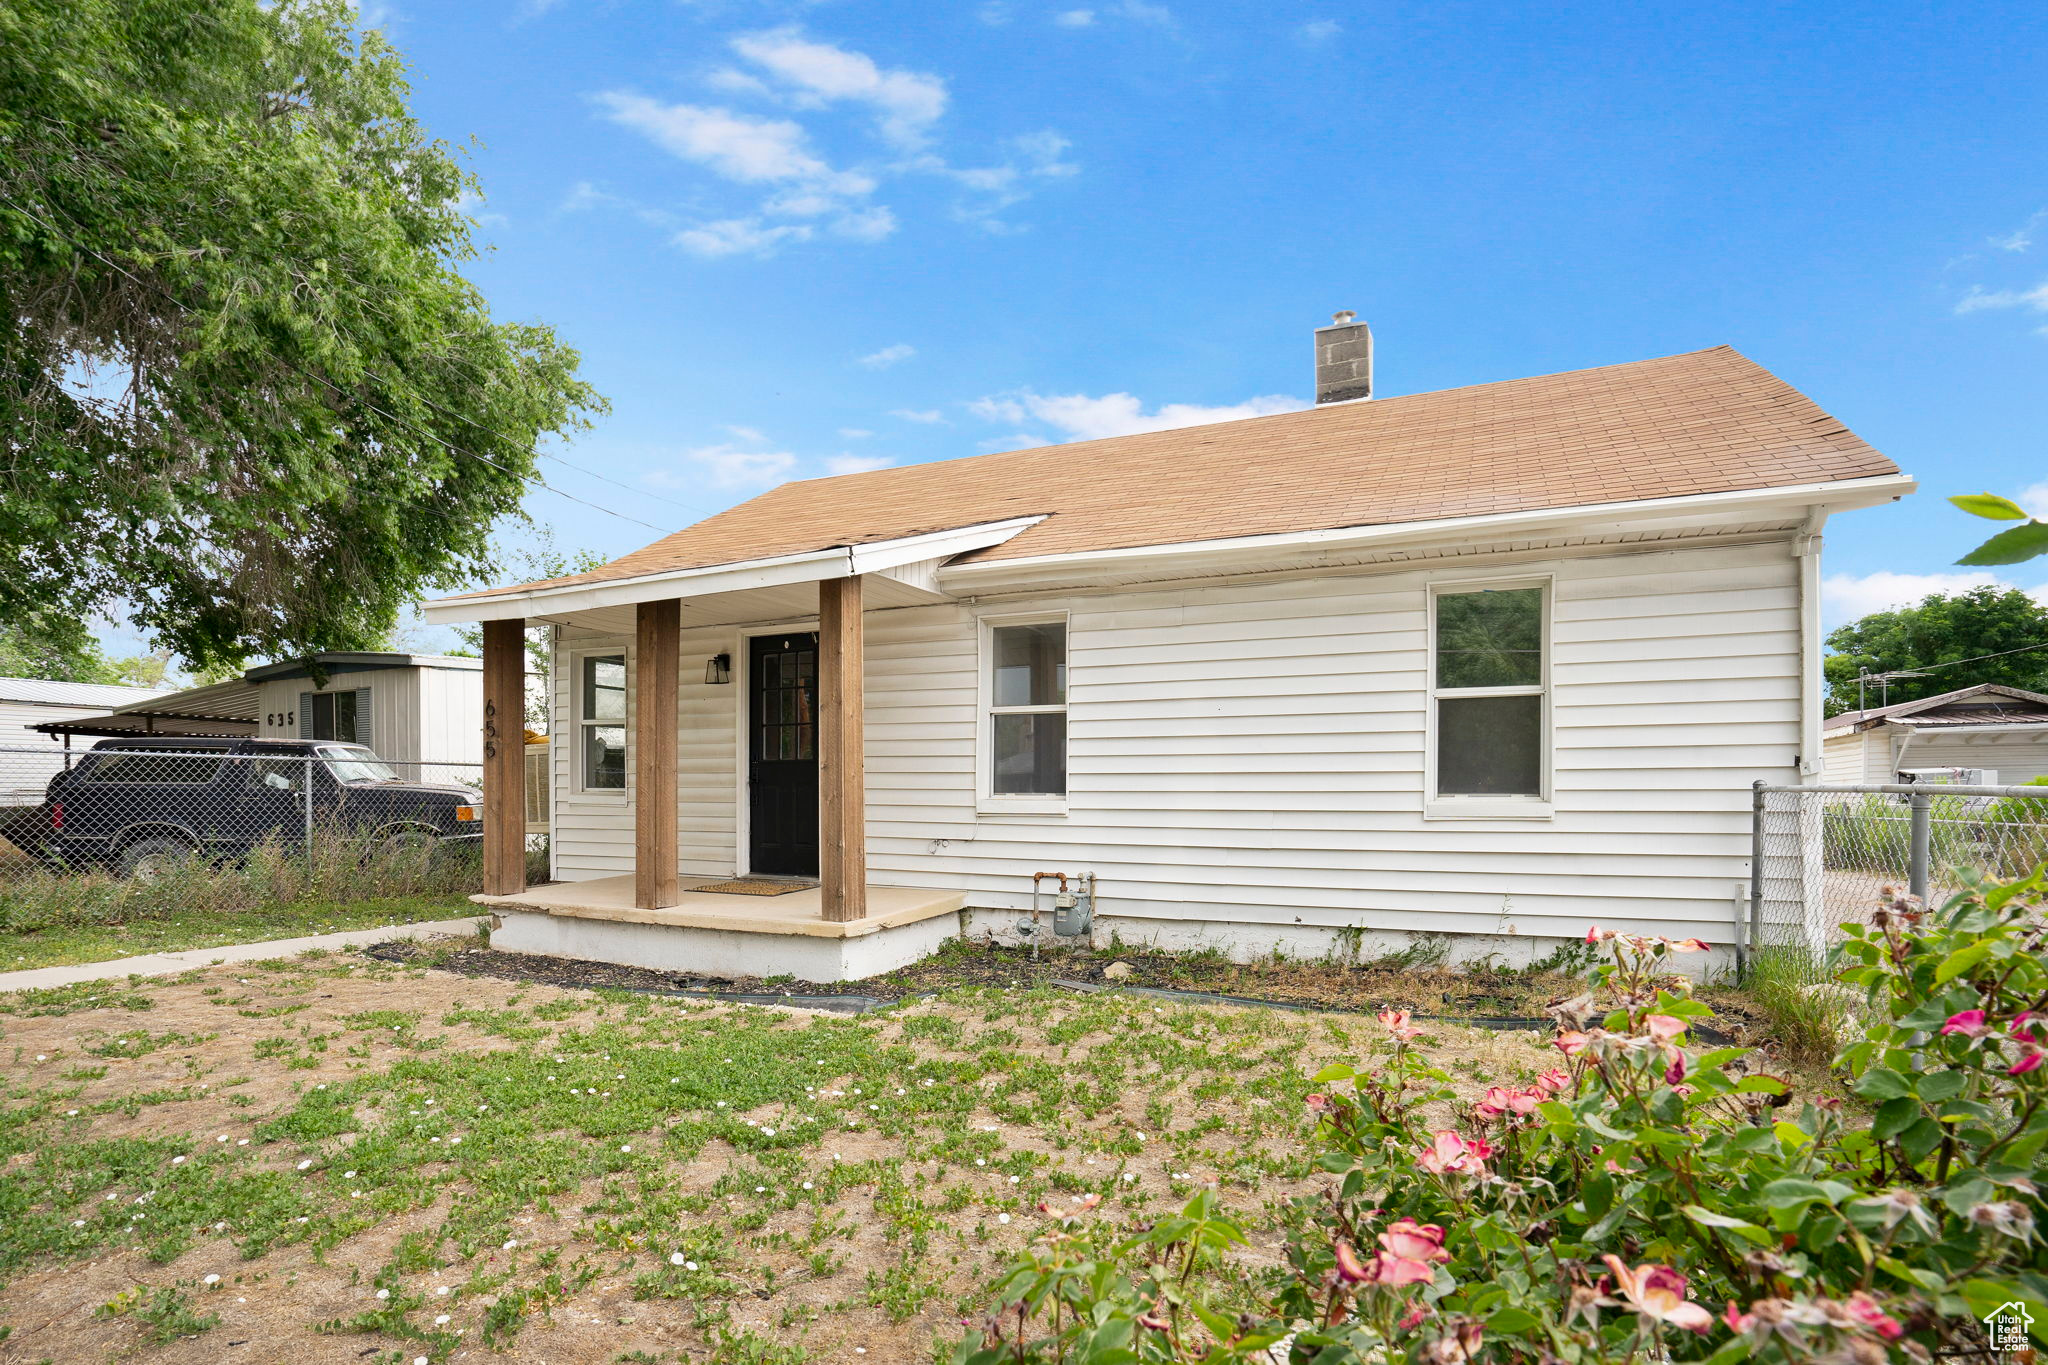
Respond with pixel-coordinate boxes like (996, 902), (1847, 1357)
(1425, 578), (1552, 820)
(575, 650), (627, 794)
(978, 613), (1068, 815)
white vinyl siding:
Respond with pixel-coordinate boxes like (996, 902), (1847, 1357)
(547, 537), (1801, 944)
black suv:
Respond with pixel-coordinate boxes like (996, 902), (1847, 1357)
(42, 738), (483, 877)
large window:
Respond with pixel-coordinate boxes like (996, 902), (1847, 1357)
(985, 619), (1067, 801)
(579, 653), (627, 791)
(1431, 584), (1547, 804)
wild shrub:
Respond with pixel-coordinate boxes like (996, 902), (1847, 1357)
(955, 882), (2048, 1363)
(0, 830), (527, 933)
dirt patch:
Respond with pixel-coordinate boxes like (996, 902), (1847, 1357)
(0, 948), (1729, 1365)
(368, 933), (1604, 1020)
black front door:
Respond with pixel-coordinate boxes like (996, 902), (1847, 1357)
(748, 632), (819, 877)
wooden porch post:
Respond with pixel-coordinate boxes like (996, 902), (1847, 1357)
(818, 575), (867, 922)
(635, 599), (682, 910)
(481, 618), (527, 897)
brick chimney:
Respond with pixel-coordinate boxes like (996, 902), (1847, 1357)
(1314, 310), (1372, 404)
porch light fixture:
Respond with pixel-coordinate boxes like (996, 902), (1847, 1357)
(705, 652), (732, 685)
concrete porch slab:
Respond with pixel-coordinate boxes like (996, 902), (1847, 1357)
(472, 874), (964, 983)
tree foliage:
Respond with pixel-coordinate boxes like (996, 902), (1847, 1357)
(0, 0), (603, 673)
(1823, 587), (2048, 715)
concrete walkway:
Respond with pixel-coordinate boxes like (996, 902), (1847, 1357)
(0, 917), (485, 993)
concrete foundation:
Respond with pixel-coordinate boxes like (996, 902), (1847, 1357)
(474, 874), (965, 984)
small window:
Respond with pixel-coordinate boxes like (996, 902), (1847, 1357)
(987, 621), (1067, 798)
(579, 653), (627, 791)
(304, 690), (359, 743)
(1432, 586), (1546, 798)
(83, 752), (225, 786)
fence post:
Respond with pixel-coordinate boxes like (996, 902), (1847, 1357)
(1908, 789), (1932, 904)
(1746, 780), (1765, 981)
(303, 755), (316, 850)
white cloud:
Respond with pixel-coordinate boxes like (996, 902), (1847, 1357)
(825, 454), (895, 476)
(651, 442), (799, 489)
(454, 190), (507, 229)
(830, 205), (898, 242)
(1297, 18), (1340, 42)
(1055, 9), (1095, 25)
(1955, 280), (2048, 315)
(976, 1), (1012, 23)
(858, 343), (916, 369)
(969, 389), (1307, 441)
(979, 433), (1046, 452)
(1821, 570), (2048, 625)
(1113, 0), (1174, 26)
(889, 408), (946, 424)
(595, 93), (844, 186)
(838, 427), (875, 439)
(730, 28), (947, 149)
(671, 217), (815, 258)
(594, 33), (1071, 256)
(1991, 209), (2046, 252)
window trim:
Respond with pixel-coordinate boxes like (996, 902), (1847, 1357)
(1423, 575), (1555, 821)
(976, 610), (1071, 817)
(570, 646), (630, 800)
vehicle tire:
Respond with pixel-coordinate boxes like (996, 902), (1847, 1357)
(114, 834), (198, 881)
(370, 827), (439, 869)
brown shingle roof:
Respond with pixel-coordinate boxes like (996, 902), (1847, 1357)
(468, 345), (1898, 598)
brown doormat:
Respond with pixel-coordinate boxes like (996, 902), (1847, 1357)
(689, 878), (817, 896)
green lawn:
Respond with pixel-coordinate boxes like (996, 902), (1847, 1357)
(0, 892), (480, 971)
(0, 950), (1544, 1364)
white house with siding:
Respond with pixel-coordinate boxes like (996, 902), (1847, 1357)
(1822, 684), (2048, 785)
(427, 324), (1913, 981)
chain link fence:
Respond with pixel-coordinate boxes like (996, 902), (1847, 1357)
(1752, 780), (2048, 959)
(0, 742), (484, 882)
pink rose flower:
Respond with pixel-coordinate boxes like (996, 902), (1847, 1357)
(1378, 1220), (1450, 1265)
(1643, 1014), (1688, 1046)
(2011, 1047), (2045, 1076)
(1552, 1030), (1591, 1057)
(1941, 1009), (1989, 1039)
(1377, 1008), (1422, 1041)
(1840, 1292), (1904, 1341)
(1602, 1256), (1712, 1333)
(1533, 1067), (1570, 1093)
(1416, 1130), (1492, 1176)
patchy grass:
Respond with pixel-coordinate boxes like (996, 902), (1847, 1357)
(0, 893), (481, 971)
(0, 947), (1559, 1363)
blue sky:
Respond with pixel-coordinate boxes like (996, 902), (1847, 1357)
(123, 0), (2048, 658)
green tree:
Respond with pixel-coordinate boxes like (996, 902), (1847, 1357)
(0, 0), (603, 675)
(1823, 585), (2048, 714)
(0, 622), (120, 684)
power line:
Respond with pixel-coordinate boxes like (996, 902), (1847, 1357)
(0, 190), (684, 535)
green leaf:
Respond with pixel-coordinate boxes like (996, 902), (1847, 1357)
(1950, 492), (2032, 521)
(1854, 1067), (1913, 1101)
(1872, 1095), (1920, 1140)
(1485, 1306), (1541, 1333)
(1759, 1177), (1835, 1210)
(1959, 521), (2048, 566)
(1918, 1070), (1967, 1103)
(1682, 1205), (1773, 1245)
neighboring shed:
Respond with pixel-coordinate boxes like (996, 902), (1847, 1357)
(1821, 684), (2048, 784)
(0, 677), (172, 803)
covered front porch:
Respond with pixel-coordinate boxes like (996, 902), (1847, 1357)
(427, 519), (1039, 981)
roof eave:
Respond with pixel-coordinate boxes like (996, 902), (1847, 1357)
(938, 473), (1916, 592)
(420, 516), (1047, 626)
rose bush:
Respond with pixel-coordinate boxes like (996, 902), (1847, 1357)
(953, 876), (2048, 1363)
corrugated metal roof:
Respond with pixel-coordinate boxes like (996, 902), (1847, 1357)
(0, 676), (172, 708)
